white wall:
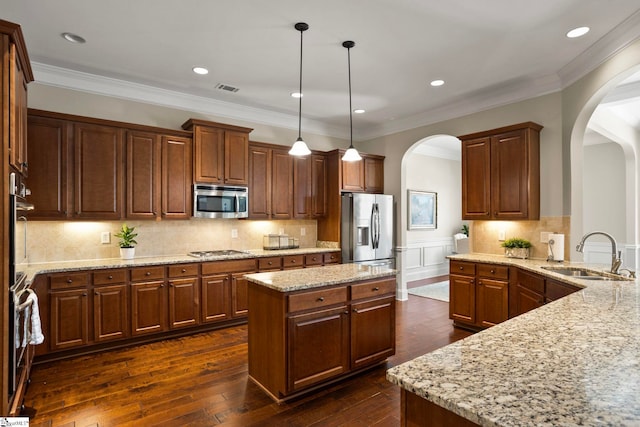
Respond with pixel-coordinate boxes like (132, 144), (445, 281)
(583, 142), (626, 242)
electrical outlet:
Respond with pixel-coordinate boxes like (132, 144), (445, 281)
(498, 229), (506, 241)
(540, 231), (551, 243)
(101, 231), (111, 244)
(231, 229), (238, 239)
(300, 227), (306, 236)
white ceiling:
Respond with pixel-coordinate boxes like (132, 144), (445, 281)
(3, 0), (640, 141)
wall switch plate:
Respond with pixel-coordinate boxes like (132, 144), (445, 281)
(540, 231), (551, 243)
(231, 229), (238, 239)
(498, 229), (506, 241)
(300, 227), (306, 236)
(101, 231), (111, 244)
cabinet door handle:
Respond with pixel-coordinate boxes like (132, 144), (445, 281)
(160, 284), (165, 288)
(490, 270), (495, 274)
(353, 308), (360, 313)
(459, 266), (464, 270)
(469, 279), (474, 284)
(373, 287), (379, 291)
(82, 292), (87, 297)
(317, 297), (325, 302)
(169, 282), (174, 287)
(67, 279), (73, 283)
(94, 291), (98, 295)
(108, 275), (113, 280)
(343, 310), (349, 315)
(181, 268), (187, 273)
(268, 261), (273, 265)
(291, 259), (296, 263)
(145, 272), (151, 276)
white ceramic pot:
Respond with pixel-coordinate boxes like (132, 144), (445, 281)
(504, 247), (530, 259)
(120, 247), (135, 260)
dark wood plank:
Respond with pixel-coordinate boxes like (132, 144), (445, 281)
(24, 296), (472, 426)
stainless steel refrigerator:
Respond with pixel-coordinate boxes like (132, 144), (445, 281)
(341, 193), (395, 268)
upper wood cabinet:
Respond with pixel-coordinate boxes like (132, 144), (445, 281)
(181, 119), (252, 185)
(126, 131), (161, 220)
(3, 21), (34, 177)
(25, 116), (71, 219)
(460, 122), (542, 220)
(74, 123), (124, 219)
(248, 142), (293, 219)
(161, 135), (192, 219)
(293, 154), (327, 219)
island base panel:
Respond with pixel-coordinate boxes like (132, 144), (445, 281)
(402, 390), (478, 427)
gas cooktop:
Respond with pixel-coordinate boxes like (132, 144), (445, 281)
(187, 250), (247, 258)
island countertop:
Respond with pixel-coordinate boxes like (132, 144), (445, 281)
(386, 253), (640, 426)
(244, 263), (397, 292)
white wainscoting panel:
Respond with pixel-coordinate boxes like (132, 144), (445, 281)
(402, 238), (453, 284)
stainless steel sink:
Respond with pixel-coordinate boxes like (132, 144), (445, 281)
(188, 249), (247, 258)
(541, 266), (630, 280)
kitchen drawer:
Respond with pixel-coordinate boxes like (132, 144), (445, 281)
(477, 264), (509, 280)
(351, 278), (395, 300)
(258, 256), (282, 271)
(450, 261), (475, 276)
(304, 253), (324, 267)
(288, 286), (348, 313)
(168, 263), (199, 278)
(50, 273), (90, 290)
(93, 269), (127, 285)
(202, 258), (256, 275)
(283, 255), (304, 269)
(130, 266), (165, 282)
(323, 252), (341, 264)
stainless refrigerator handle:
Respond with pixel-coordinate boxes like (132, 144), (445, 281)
(373, 203), (380, 249)
(370, 204), (376, 249)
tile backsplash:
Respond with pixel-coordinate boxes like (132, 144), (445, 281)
(470, 216), (571, 260)
(16, 219), (318, 263)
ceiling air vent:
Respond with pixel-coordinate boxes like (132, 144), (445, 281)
(215, 83), (239, 93)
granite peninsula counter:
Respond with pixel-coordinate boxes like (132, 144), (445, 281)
(246, 264), (397, 403)
(387, 254), (640, 426)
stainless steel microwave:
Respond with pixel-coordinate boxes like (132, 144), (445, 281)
(193, 184), (249, 219)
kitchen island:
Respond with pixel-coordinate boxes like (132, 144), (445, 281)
(387, 254), (640, 426)
(245, 263), (397, 403)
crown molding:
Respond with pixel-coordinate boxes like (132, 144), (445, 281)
(32, 62), (348, 140)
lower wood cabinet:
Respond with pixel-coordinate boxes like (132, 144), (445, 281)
(231, 272), (249, 317)
(449, 261), (508, 330)
(201, 258), (257, 320)
(201, 274), (231, 323)
(93, 284), (129, 342)
(248, 276), (395, 402)
(131, 280), (167, 336)
(50, 287), (90, 350)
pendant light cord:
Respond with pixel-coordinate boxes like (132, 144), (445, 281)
(347, 45), (353, 148)
(298, 26), (304, 140)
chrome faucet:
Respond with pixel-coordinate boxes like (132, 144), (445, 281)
(575, 231), (622, 274)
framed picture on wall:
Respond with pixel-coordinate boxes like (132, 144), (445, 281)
(408, 190), (437, 230)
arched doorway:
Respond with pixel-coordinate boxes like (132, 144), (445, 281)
(396, 134), (462, 300)
(571, 66), (640, 269)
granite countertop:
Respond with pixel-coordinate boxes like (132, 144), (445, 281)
(387, 253), (640, 427)
(18, 247), (340, 284)
(245, 263), (397, 292)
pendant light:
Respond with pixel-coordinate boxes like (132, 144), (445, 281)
(341, 40), (362, 162)
(289, 22), (312, 157)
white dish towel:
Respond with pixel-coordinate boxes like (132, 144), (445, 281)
(23, 289), (45, 346)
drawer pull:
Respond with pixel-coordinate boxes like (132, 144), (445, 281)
(291, 259), (296, 263)
(67, 279), (73, 283)
(181, 268), (187, 273)
(108, 275), (113, 280)
(145, 272), (151, 276)
(469, 279), (474, 284)
(459, 266), (463, 270)
(373, 287), (379, 291)
(490, 270), (495, 274)
(312, 257), (317, 261)
(317, 297), (325, 302)
(82, 292), (87, 297)
(268, 261), (273, 265)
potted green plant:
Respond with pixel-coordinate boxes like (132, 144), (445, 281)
(115, 223), (138, 259)
(501, 237), (532, 259)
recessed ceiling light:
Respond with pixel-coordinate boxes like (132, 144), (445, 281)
(291, 92), (303, 98)
(192, 67), (209, 75)
(430, 79), (445, 87)
(353, 109), (365, 114)
(566, 27), (590, 38)
(61, 32), (86, 44)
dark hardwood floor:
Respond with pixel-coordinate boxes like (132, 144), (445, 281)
(24, 295), (472, 427)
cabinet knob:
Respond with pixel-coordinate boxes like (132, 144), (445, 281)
(344, 311), (349, 315)
(145, 272), (151, 276)
(160, 284), (164, 288)
(373, 287), (379, 291)
(169, 282), (173, 287)
(82, 292), (87, 297)
(108, 275), (113, 279)
(312, 257), (317, 261)
(67, 279), (73, 283)
(291, 259), (296, 263)
(317, 297), (325, 302)
(490, 270), (495, 274)
(95, 291), (98, 295)
(268, 261), (272, 265)
(459, 266), (464, 270)
(469, 279), (474, 284)
(181, 268), (186, 273)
